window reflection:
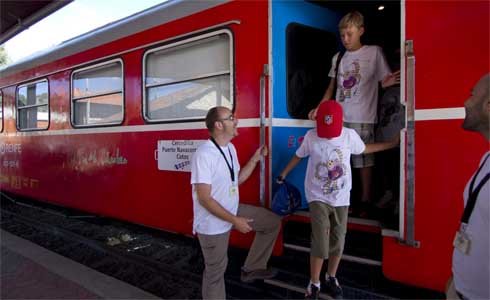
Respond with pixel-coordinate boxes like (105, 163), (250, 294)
(144, 32), (233, 121)
(71, 60), (123, 126)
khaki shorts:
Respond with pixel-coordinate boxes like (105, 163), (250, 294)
(344, 122), (375, 168)
(309, 201), (349, 259)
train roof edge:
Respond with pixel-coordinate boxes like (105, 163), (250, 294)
(0, 0), (230, 79)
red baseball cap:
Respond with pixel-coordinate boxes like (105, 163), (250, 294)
(316, 100), (343, 139)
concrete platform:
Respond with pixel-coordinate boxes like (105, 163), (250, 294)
(1, 229), (159, 299)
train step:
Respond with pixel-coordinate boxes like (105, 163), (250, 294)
(267, 225), (442, 299)
(264, 277), (391, 300)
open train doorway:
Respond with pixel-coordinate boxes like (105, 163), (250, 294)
(270, 0), (402, 231)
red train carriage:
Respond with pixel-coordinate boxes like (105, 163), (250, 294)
(0, 0), (488, 293)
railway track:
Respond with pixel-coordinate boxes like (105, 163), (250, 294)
(0, 194), (285, 299)
(1, 193), (443, 299)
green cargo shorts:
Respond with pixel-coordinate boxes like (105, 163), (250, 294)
(309, 201), (349, 259)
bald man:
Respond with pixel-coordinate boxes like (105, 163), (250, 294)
(447, 74), (489, 300)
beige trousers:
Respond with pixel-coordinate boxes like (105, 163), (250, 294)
(197, 204), (281, 299)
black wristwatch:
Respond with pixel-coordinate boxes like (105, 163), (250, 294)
(276, 176), (285, 183)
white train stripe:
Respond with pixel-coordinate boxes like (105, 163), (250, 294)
(414, 107), (465, 121)
(271, 118), (315, 127)
(3, 118), (261, 137)
(2, 108), (466, 137)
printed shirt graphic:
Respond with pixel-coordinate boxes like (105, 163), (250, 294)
(296, 128), (365, 207)
(190, 140), (240, 235)
(329, 45), (391, 123)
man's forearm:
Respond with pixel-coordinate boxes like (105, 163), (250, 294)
(238, 158), (259, 185)
(199, 196), (237, 224)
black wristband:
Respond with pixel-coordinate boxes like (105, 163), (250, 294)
(277, 176), (284, 182)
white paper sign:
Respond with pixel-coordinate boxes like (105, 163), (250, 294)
(157, 140), (206, 172)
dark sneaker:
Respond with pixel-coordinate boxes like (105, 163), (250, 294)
(305, 283), (320, 299)
(325, 276), (343, 299)
(240, 267), (278, 283)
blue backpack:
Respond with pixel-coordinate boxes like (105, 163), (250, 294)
(271, 180), (302, 216)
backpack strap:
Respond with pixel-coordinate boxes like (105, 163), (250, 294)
(332, 50), (345, 101)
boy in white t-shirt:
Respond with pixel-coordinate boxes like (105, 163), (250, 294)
(279, 100), (398, 299)
(309, 11), (400, 218)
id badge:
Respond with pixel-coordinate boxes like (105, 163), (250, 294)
(453, 230), (471, 255)
(229, 185), (238, 197)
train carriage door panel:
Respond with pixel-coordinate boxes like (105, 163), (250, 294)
(382, 0), (490, 292)
(271, 1), (340, 208)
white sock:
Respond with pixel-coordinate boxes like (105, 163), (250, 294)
(309, 280), (321, 288)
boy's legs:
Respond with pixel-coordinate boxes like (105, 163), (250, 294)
(345, 122), (375, 216)
(326, 255), (342, 277)
(309, 201), (331, 283)
(197, 231), (230, 300)
(309, 256), (324, 283)
(359, 166), (373, 203)
(324, 205), (348, 299)
(326, 205), (349, 277)
(237, 204), (281, 272)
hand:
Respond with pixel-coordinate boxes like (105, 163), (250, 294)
(252, 145), (268, 163)
(233, 217), (253, 233)
(381, 70), (400, 88)
(308, 108), (318, 121)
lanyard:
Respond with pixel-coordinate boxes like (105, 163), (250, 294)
(460, 154), (490, 225)
(210, 137), (235, 183)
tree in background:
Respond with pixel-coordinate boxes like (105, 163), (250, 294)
(0, 46), (11, 67)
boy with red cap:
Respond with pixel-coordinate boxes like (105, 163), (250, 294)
(278, 100), (398, 299)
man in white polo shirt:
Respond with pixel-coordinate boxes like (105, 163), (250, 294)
(191, 106), (281, 299)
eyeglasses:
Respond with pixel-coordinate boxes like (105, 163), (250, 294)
(219, 114), (236, 122)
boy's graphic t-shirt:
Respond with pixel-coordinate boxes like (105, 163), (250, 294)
(329, 45), (391, 124)
(296, 128), (365, 207)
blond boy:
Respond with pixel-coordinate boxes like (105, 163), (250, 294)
(309, 11), (400, 218)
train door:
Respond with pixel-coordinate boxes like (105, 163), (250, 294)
(270, 0), (403, 266)
(383, 1), (490, 291)
(270, 0), (341, 210)
(382, 0), (489, 291)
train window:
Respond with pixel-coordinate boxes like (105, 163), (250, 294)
(143, 30), (233, 122)
(286, 23), (337, 119)
(16, 80), (49, 130)
(71, 59), (124, 127)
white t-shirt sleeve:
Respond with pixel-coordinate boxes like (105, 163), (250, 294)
(328, 52), (340, 78)
(191, 149), (213, 185)
(349, 129), (366, 155)
(296, 131), (312, 158)
(375, 46), (392, 82)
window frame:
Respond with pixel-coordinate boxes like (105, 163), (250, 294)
(142, 29), (234, 123)
(16, 78), (50, 131)
(70, 58), (125, 128)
